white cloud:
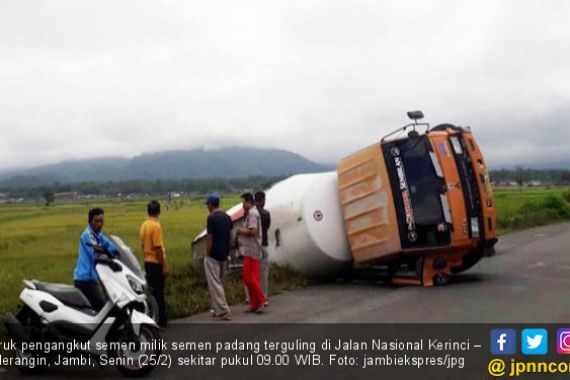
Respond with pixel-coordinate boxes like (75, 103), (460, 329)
(0, 0), (569, 170)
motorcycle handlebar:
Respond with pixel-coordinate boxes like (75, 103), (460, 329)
(95, 254), (122, 272)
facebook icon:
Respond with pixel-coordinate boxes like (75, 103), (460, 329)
(491, 329), (517, 355)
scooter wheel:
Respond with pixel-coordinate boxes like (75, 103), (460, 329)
(112, 325), (161, 378)
(14, 347), (45, 374)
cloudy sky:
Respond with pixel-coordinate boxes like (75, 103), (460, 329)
(0, 0), (569, 171)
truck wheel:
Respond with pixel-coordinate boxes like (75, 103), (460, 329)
(484, 245), (496, 257)
(111, 324), (161, 378)
(451, 249), (484, 274)
(386, 261), (401, 278)
(335, 266), (357, 283)
(431, 123), (461, 132)
(434, 273), (450, 286)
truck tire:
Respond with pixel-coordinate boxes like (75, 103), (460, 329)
(451, 249), (484, 274)
(431, 123), (462, 132)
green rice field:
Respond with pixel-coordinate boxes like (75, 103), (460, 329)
(0, 186), (569, 319)
(0, 197), (306, 321)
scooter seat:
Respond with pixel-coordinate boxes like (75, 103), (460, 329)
(31, 281), (92, 309)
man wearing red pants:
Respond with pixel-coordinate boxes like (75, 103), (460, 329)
(236, 192), (266, 313)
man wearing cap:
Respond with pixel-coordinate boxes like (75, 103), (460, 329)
(205, 195), (233, 320)
(236, 192), (267, 313)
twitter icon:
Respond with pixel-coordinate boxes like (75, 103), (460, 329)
(522, 329), (548, 355)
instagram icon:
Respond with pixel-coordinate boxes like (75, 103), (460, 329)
(557, 329), (570, 354)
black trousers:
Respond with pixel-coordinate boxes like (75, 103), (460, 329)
(74, 280), (106, 311)
(145, 262), (167, 327)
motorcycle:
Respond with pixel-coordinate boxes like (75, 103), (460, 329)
(3, 235), (161, 377)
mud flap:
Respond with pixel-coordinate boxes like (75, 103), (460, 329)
(130, 309), (158, 336)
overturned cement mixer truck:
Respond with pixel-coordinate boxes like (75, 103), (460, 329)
(192, 111), (497, 286)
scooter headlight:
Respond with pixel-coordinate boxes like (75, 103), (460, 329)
(127, 275), (145, 295)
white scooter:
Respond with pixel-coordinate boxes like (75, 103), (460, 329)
(3, 235), (161, 377)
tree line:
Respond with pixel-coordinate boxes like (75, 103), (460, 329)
(1, 168), (569, 203)
(490, 167), (570, 185)
(0, 176), (286, 201)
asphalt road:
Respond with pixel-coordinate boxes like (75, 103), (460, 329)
(3, 222), (570, 379)
(181, 221), (570, 323)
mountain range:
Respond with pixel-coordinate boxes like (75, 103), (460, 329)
(0, 147), (331, 187)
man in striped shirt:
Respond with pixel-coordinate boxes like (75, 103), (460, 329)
(236, 192), (267, 313)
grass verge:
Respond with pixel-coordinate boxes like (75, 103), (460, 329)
(167, 264), (309, 318)
(496, 192), (570, 232)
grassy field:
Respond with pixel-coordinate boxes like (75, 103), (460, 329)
(0, 186), (569, 320)
(494, 187), (570, 231)
(495, 187), (567, 218)
(0, 197), (307, 320)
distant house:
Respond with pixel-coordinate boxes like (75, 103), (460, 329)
(78, 194), (97, 199)
(496, 180), (518, 187)
(528, 180), (543, 187)
(55, 192), (78, 200)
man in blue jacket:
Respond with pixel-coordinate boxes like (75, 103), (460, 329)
(73, 208), (116, 311)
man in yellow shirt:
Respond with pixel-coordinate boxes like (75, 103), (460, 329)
(140, 200), (168, 327)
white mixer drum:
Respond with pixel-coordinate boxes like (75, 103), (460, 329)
(264, 172), (352, 276)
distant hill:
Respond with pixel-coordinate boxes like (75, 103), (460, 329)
(490, 160), (570, 171)
(0, 147), (330, 187)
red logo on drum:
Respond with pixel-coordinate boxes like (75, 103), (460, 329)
(313, 210), (323, 221)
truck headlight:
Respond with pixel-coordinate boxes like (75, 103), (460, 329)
(470, 217), (480, 238)
(127, 275), (145, 295)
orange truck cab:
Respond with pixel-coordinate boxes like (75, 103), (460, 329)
(337, 111), (497, 286)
